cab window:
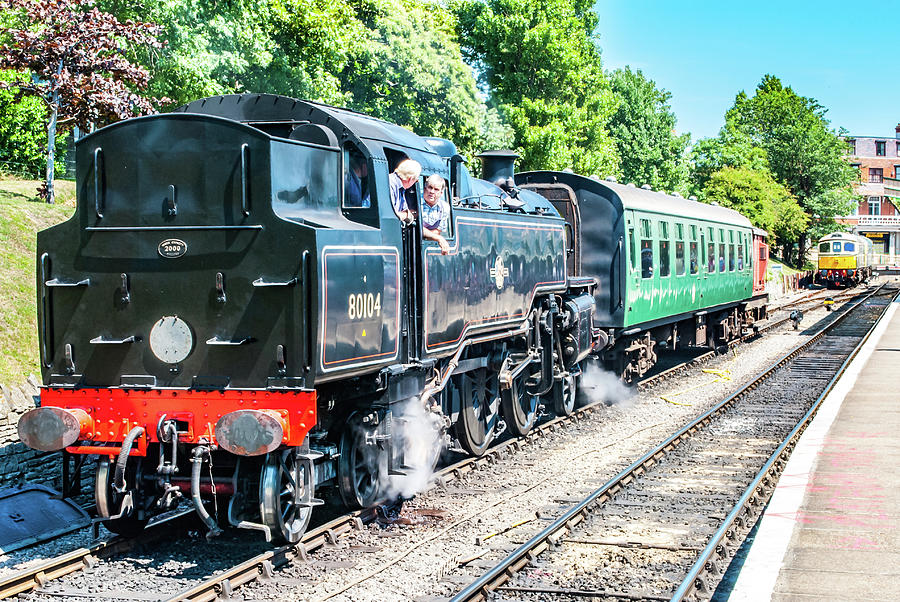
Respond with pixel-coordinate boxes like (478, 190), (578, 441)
(832, 241), (841, 253)
(343, 145), (370, 209)
(819, 242), (830, 253)
(844, 242), (855, 252)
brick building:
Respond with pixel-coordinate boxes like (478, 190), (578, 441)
(839, 126), (900, 256)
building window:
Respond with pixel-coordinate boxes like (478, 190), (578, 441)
(896, 141), (900, 156)
(851, 163), (861, 180)
(868, 197), (881, 215)
(895, 165), (900, 179)
(869, 167), (883, 183)
(846, 139), (856, 155)
(876, 141), (886, 156)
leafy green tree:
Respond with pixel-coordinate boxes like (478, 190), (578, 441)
(101, 0), (491, 157)
(700, 166), (808, 259)
(341, 0), (485, 157)
(606, 67), (689, 193)
(723, 75), (855, 260)
(453, 0), (619, 174)
(97, 0), (361, 106)
(689, 125), (769, 196)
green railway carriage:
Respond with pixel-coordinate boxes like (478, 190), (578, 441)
(518, 171), (767, 379)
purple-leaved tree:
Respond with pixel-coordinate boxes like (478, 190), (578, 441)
(0, 0), (167, 202)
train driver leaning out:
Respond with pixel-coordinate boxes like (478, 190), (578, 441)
(389, 158), (422, 224)
(422, 174), (451, 255)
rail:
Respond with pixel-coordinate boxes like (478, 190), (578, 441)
(449, 284), (890, 602)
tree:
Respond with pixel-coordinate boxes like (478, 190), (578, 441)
(341, 0), (487, 158)
(607, 67), (690, 193)
(453, 0), (619, 175)
(99, 0), (494, 158)
(723, 75), (856, 260)
(700, 166), (808, 259)
(689, 125), (769, 196)
(0, 0), (166, 202)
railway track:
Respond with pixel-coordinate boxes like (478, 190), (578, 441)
(450, 283), (896, 601)
(1, 286), (875, 601)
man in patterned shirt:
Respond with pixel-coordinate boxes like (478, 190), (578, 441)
(421, 174), (450, 255)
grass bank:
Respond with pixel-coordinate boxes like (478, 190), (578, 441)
(0, 176), (75, 384)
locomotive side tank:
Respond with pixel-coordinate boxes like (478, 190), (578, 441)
(517, 171), (767, 380)
(815, 231), (874, 287)
(18, 95), (589, 542)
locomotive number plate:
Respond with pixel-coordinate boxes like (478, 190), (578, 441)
(158, 238), (187, 258)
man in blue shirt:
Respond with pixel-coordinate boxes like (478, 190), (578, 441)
(421, 174), (450, 255)
(389, 158), (421, 224)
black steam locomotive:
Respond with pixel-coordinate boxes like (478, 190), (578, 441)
(18, 94), (596, 542)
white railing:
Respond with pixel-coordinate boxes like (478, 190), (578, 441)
(857, 215), (900, 226)
(874, 254), (900, 267)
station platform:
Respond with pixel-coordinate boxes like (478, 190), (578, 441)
(726, 297), (900, 601)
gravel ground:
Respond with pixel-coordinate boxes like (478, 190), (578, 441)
(230, 298), (847, 602)
(0, 286), (870, 601)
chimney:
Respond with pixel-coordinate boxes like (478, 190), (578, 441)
(476, 150), (519, 187)
(895, 123), (900, 139)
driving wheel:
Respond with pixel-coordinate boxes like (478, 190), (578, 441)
(259, 447), (313, 544)
(451, 367), (500, 456)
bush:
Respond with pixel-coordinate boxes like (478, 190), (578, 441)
(0, 70), (65, 179)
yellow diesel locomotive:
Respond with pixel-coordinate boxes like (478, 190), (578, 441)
(815, 232), (874, 287)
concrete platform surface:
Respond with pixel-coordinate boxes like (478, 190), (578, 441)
(728, 299), (900, 601)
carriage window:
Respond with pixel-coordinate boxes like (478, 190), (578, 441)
(707, 242), (716, 272)
(728, 244), (735, 271)
(718, 243), (726, 272)
(641, 239), (654, 278)
(659, 221), (669, 239)
(690, 225), (697, 240)
(675, 241), (685, 275)
(659, 239), (670, 277)
(844, 242), (855, 252)
(641, 219), (651, 238)
(819, 242), (830, 253)
(676, 223), (684, 240)
(737, 244), (744, 270)
(689, 242), (699, 274)
(629, 227), (636, 271)
(832, 241), (841, 253)
(719, 228), (725, 242)
(760, 246), (767, 261)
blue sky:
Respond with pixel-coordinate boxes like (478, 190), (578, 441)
(594, 1), (899, 141)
